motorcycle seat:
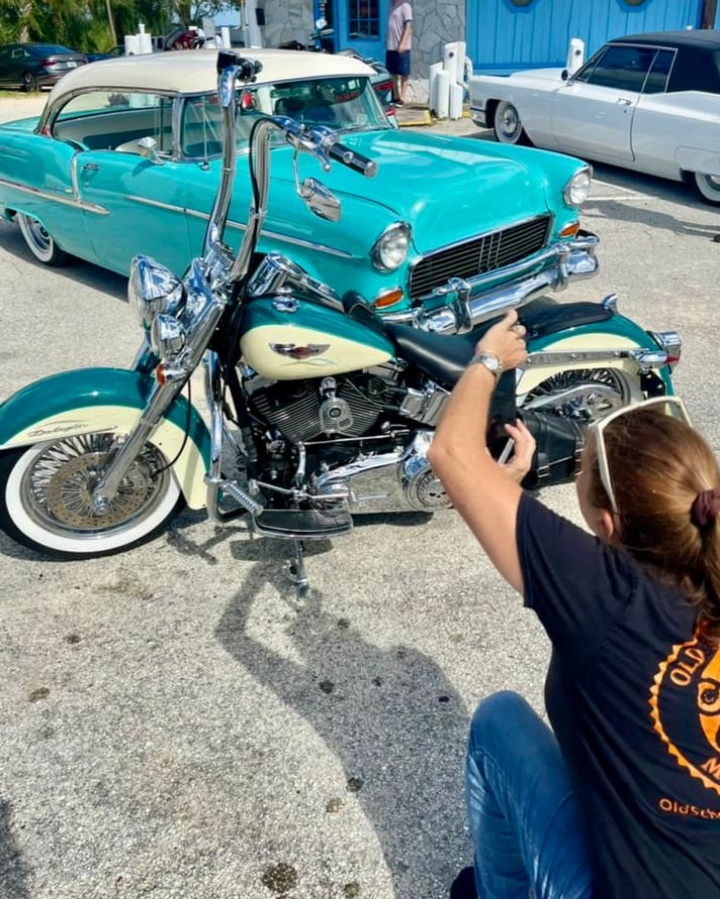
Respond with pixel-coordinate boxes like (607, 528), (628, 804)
(384, 323), (481, 386)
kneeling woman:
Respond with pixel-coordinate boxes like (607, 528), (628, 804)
(428, 312), (720, 899)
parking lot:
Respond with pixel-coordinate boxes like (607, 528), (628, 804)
(1, 95), (720, 899)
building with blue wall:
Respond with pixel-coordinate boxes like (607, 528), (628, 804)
(261, 0), (716, 78)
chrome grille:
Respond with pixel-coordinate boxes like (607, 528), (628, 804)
(409, 215), (552, 301)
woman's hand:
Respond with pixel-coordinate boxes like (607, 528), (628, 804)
(497, 419), (536, 484)
(477, 310), (528, 373)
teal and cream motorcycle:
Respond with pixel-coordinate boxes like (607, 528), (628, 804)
(0, 52), (681, 590)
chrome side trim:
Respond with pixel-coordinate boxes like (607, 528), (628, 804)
(0, 177), (108, 215)
(525, 348), (668, 368)
(127, 195), (187, 215)
(185, 207), (355, 259)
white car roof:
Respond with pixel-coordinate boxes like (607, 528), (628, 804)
(48, 48), (374, 100)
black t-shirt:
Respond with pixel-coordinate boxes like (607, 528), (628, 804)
(517, 493), (720, 899)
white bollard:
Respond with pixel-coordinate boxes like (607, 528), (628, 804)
(443, 41), (460, 86)
(566, 38), (585, 75)
(449, 82), (463, 119)
(429, 61), (443, 112)
(435, 69), (450, 119)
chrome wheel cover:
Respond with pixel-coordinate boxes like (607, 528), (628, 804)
(24, 217), (52, 254)
(496, 103), (521, 142)
(21, 433), (171, 537)
(522, 369), (632, 422)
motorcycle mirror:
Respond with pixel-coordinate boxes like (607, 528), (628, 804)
(299, 177), (342, 222)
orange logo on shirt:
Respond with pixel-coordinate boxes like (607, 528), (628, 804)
(650, 636), (720, 797)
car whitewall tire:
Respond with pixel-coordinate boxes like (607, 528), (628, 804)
(0, 436), (185, 558)
(692, 172), (720, 206)
(16, 212), (69, 266)
(493, 101), (532, 146)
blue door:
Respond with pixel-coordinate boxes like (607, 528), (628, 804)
(323, 0), (388, 60)
(468, 0), (704, 73)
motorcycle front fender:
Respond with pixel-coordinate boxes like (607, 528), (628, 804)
(0, 368), (211, 509)
(519, 313), (674, 397)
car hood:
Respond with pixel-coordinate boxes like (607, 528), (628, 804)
(0, 116), (42, 133)
(275, 129), (555, 253)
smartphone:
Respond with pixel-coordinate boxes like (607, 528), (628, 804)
(498, 438), (515, 465)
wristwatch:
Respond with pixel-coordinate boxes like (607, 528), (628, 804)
(468, 351), (502, 382)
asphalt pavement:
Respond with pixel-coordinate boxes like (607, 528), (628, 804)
(1, 94), (720, 899)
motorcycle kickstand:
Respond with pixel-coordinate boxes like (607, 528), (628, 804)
(285, 540), (309, 599)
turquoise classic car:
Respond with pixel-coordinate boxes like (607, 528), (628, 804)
(0, 48), (598, 328)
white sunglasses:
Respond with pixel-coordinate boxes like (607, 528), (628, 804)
(591, 396), (692, 515)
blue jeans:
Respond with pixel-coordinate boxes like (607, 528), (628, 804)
(465, 692), (594, 899)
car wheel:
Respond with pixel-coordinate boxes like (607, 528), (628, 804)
(16, 213), (69, 266)
(691, 172), (720, 206)
(21, 71), (38, 92)
(493, 101), (532, 146)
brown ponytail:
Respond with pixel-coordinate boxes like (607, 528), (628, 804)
(588, 409), (720, 639)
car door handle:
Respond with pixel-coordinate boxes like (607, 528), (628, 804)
(82, 162), (100, 173)
(616, 98), (632, 106)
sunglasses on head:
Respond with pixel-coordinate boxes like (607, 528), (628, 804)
(591, 396), (692, 515)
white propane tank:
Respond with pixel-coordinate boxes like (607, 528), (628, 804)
(566, 38), (585, 75)
(124, 34), (140, 55)
(443, 41), (460, 86)
(449, 82), (463, 119)
(137, 23), (153, 54)
(435, 69), (450, 118)
(429, 61), (443, 113)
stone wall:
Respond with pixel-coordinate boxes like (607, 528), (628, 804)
(259, 0), (466, 77)
(261, 0), (315, 47)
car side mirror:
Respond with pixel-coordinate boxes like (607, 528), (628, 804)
(299, 177), (342, 222)
(138, 136), (164, 165)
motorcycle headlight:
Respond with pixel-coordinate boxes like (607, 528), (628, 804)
(371, 222), (411, 272)
(129, 255), (185, 330)
(563, 168), (592, 207)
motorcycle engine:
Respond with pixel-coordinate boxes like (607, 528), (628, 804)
(244, 367), (404, 443)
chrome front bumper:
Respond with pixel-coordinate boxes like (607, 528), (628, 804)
(384, 231), (599, 334)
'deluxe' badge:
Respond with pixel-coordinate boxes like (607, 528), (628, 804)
(650, 636), (720, 797)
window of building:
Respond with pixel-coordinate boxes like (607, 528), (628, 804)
(348, 0), (379, 39)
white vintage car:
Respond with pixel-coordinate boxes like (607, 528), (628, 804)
(470, 30), (720, 205)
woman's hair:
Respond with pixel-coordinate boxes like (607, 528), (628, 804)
(588, 409), (720, 638)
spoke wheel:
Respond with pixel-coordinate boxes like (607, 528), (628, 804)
(493, 101), (532, 146)
(521, 368), (634, 423)
(16, 212), (69, 266)
(0, 433), (185, 558)
(692, 172), (720, 206)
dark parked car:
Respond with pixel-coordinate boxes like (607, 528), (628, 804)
(0, 43), (87, 91)
(85, 45), (126, 63)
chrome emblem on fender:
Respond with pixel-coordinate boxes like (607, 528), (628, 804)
(269, 343), (330, 360)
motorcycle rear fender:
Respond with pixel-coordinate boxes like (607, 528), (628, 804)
(519, 314), (674, 396)
(0, 368), (211, 509)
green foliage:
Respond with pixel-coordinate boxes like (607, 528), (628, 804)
(0, 0), (237, 53)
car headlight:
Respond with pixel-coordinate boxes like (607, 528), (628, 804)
(129, 254), (185, 330)
(563, 168), (592, 207)
(371, 222), (411, 272)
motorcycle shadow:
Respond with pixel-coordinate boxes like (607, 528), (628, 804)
(215, 558), (472, 898)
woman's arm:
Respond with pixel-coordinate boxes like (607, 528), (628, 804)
(427, 311), (531, 594)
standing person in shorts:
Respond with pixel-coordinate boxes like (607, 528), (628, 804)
(386, 0), (412, 105)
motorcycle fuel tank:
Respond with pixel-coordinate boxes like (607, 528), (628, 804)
(240, 297), (396, 380)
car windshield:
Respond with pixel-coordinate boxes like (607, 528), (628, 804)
(181, 75), (388, 158)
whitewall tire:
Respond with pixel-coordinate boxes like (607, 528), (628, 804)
(493, 101), (532, 146)
(0, 434), (185, 558)
(692, 172), (720, 206)
(16, 213), (69, 266)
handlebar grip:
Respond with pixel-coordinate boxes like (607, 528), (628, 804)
(216, 51), (263, 81)
(327, 142), (378, 178)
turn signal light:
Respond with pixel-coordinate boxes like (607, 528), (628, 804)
(559, 221), (580, 239)
(373, 288), (404, 309)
